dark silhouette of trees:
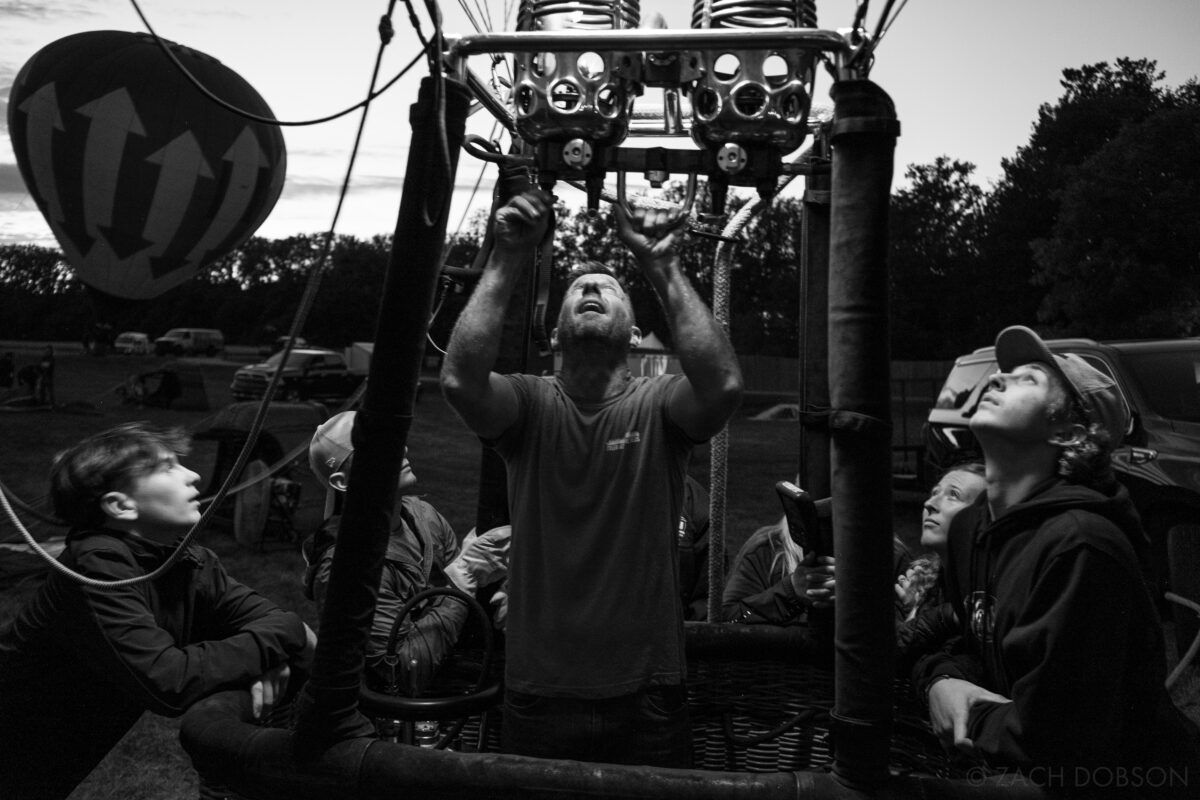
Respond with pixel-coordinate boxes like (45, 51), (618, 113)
(888, 158), (985, 358)
(971, 58), (1176, 341)
(1033, 85), (1200, 338)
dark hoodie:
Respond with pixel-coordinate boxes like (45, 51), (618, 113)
(914, 477), (1200, 795)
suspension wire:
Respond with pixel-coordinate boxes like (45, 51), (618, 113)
(128, 0), (422, 127)
(1, 1), (404, 590)
(456, 0), (485, 32)
(871, 0), (898, 41)
(473, 0), (492, 31)
(873, 0), (910, 46)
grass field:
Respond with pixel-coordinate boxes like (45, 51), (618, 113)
(0, 346), (1196, 798)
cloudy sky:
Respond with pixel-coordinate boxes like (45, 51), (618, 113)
(1, 0), (1197, 250)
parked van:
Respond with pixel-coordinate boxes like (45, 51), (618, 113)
(113, 331), (150, 355)
(154, 328), (225, 357)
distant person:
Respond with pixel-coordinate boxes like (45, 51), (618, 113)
(16, 363), (39, 397)
(301, 411), (509, 695)
(915, 325), (1200, 796)
(441, 189), (743, 766)
(144, 367), (182, 408)
(0, 423), (315, 800)
(0, 351), (14, 394)
(35, 344), (55, 405)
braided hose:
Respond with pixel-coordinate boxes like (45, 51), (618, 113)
(704, 195), (765, 624)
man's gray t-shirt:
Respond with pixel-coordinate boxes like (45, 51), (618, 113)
(494, 373), (695, 697)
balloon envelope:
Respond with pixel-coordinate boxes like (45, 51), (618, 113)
(7, 30), (287, 299)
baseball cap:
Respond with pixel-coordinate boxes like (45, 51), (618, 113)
(309, 411), (357, 490)
(994, 325), (1129, 445)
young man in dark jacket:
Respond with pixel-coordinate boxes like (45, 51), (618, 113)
(0, 423), (316, 800)
(915, 325), (1200, 797)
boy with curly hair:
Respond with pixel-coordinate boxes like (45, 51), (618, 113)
(915, 326), (1200, 796)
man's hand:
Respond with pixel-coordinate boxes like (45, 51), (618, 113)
(614, 201), (688, 266)
(445, 525), (511, 593)
(250, 663), (291, 720)
(927, 677), (1012, 755)
(492, 189), (554, 253)
(789, 552), (836, 608)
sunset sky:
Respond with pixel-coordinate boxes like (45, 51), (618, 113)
(2, 0), (1197, 249)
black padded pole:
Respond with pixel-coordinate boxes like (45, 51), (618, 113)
(798, 127), (836, 657)
(827, 79), (901, 790)
(293, 74), (472, 755)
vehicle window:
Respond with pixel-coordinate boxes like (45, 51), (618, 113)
(1120, 350), (1200, 423)
(934, 361), (994, 410)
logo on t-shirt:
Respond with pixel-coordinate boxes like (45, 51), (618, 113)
(605, 430), (641, 451)
(966, 590), (996, 644)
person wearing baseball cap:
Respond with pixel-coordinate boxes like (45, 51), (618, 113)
(915, 326), (1200, 796)
(301, 411), (509, 695)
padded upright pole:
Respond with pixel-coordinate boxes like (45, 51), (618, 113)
(827, 79), (900, 790)
(293, 75), (472, 756)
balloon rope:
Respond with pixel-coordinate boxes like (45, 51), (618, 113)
(127, 0), (422, 126)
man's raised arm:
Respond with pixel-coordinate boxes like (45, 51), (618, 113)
(440, 189), (553, 439)
(615, 203), (743, 441)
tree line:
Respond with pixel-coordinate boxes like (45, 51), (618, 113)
(1, 59), (1196, 360)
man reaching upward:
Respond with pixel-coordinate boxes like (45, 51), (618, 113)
(441, 190), (742, 766)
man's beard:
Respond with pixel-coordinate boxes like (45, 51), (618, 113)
(556, 317), (631, 355)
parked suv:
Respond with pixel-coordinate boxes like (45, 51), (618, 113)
(230, 348), (367, 405)
(154, 328), (225, 357)
(924, 337), (1200, 603)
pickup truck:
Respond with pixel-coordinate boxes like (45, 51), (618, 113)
(230, 348), (366, 405)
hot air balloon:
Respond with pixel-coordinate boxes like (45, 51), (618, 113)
(7, 30), (286, 300)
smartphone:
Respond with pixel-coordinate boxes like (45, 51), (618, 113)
(775, 480), (821, 555)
